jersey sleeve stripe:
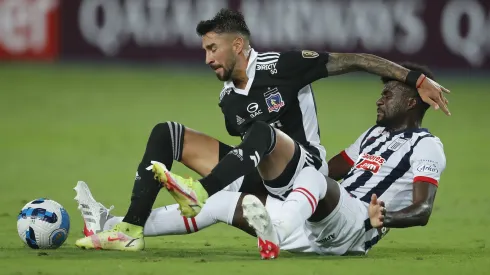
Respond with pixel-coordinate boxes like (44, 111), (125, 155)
(413, 176), (439, 186)
(256, 59), (278, 65)
(340, 150), (355, 166)
(257, 56), (279, 61)
(257, 52), (280, 57)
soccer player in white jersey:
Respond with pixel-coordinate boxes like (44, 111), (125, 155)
(241, 61), (446, 257)
(74, 62), (446, 258)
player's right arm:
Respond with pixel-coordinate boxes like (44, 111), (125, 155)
(327, 127), (376, 180)
(327, 153), (353, 181)
(224, 116), (241, 137)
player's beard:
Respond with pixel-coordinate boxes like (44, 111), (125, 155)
(217, 66), (233, 81)
(216, 55), (236, 82)
(376, 108), (405, 129)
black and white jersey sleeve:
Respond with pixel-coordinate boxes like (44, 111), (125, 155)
(272, 50), (330, 89)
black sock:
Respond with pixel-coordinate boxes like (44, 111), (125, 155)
(199, 121), (275, 196)
(123, 122), (185, 227)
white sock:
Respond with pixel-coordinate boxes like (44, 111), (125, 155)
(274, 167), (327, 243)
(105, 191), (241, 236)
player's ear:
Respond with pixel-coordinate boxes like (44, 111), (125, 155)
(232, 36), (244, 54)
(407, 97), (418, 110)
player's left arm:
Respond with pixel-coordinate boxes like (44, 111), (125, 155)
(273, 50), (450, 115)
(381, 182), (437, 228)
(381, 137), (446, 228)
(325, 53), (450, 116)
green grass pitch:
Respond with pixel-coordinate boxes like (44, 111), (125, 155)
(0, 64), (489, 274)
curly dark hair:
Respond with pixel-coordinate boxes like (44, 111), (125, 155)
(196, 8), (251, 39)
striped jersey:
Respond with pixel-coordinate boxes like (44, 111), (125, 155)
(340, 126), (446, 211)
(219, 48), (330, 168)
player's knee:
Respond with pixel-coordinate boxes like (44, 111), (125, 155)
(243, 121), (276, 154)
(203, 191), (242, 224)
(246, 121), (272, 135)
(150, 122), (172, 138)
(150, 121), (185, 140)
(296, 167), (328, 200)
(148, 122), (186, 161)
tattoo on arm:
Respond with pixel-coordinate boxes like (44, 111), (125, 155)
(326, 53), (410, 82)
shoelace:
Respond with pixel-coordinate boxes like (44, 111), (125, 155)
(100, 204), (115, 219)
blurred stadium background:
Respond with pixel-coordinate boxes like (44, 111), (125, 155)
(1, 0), (489, 274)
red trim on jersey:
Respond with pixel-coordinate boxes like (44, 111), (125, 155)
(183, 217), (191, 233)
(340, 150), (355, 166)
(414, 176), (438, 187)
(191, 218), (199, 232)
(291, 188), (315, 213)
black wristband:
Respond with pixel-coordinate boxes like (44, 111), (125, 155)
(405, 70), (423, 88)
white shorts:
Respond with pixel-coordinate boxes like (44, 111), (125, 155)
(266, 185), (386, 255)
(264, 143), (329, 200)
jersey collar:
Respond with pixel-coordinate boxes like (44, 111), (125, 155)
(223, 48), (258, 96)
(386, 127), (429, 136)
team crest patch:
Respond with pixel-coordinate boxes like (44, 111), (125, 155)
(302, 50), (319, 59)
(388, 137), (409, 151)
(265, 92), (285, 113)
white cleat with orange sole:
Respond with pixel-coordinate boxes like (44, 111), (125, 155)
(242, 194), (280, 260)
(73, 181), (114, 236)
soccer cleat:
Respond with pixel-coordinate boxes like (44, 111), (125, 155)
(75, 222), (144, 251)
(150, 161), (208, 218)
(242, 195), (280, 260)
(74, 181), (114, 236)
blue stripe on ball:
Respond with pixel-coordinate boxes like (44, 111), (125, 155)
(59, 208), (70, 233)
(26, 227), (39, 249)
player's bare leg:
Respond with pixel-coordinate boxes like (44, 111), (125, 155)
(99, 190), (248, 237)
(179, 127), (222, 177)
(75, 122), (236, 250)
(151, 121), (330, 258)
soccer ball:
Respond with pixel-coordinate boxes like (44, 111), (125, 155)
(17, 198), (70, 249)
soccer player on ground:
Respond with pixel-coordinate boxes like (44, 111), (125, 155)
(75, 63), (446, 258)
(74, 9), (449, 251)
(237, 61), (447, 258)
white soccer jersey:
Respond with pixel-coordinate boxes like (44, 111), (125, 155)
(340, 126), (446, 211)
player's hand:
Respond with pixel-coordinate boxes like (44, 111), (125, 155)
(416, 75), (451, 116)
(368, 194), (385, 228)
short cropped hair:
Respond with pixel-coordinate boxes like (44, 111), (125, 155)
(196, 8), (251, 39)
(381, 62), (436, 116)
